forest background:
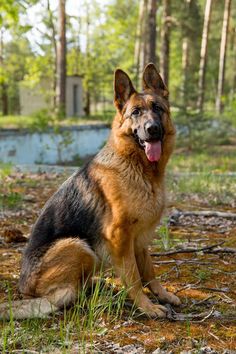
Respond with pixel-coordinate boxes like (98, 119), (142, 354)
(0, 0), (235, 143)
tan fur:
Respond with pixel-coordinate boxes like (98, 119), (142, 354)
(34, 238), (97, 307)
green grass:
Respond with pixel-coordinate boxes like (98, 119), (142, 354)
(0, 277), (134, 353)
(169, 146), (236, 173)
(167, 173), (236, 206)
(0, 191), (22, 209)
(167, 144), (236, 205)
(0, 113), (113, 130)
(0, 162), (23, 209)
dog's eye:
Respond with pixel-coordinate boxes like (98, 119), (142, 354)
(152, 103), (162, 114)
(132, 108), (141, 116)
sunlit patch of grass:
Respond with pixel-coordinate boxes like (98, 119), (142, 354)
(169, 147), (236, 173)
(168, 173), (236, 206)
(0, 163), (23, 209)
(0, 162), (13, 179)
(0, 192), (22, 209)
(0, 113), (113, 130)
(0, 277), (135, 353)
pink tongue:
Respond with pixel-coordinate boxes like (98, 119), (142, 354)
(144, 141), (162, 162)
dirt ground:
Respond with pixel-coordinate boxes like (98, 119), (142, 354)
(0, 170), (235, 353)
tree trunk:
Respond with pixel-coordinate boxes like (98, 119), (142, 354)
(181, 0), (192, 106)
(232, 27), (236, 96)
(139, 0), (148, 84)
(181, 37), (189, 104)
(146, 0), (157, 64)
(160, 0), (171, 87)
(84, 2), (91, 116)
(0, 28), (8, 115)
(47, 0), (57, 110)
(2, 83), (8, 115)
(134, 0), (146, 87)
(56, 0), (67, 117)
(215, 0), (231, 114)
(197, 0), (212, 113)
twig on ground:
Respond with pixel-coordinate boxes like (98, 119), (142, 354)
(174, 280), (201, 294)
(208, 331), (225, 344)
(207, 247), (236, 254)
(166, 304), (216, 322)
(189, 295), (216, 308)
(193, 286), (231, 294)
(171, 210), (236, 219)
(151, 241), (226, 257)
(153, 259), (212, 265)
(175, 282), (232, 294)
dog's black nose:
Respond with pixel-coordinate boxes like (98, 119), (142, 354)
(145, 120), (162, 138)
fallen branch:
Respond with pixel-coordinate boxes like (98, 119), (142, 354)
(151, 241), (225, 257)
(153, 259), (212, 265)
(166, 304), (216, 322)
(171, 210), (236, 219)
(207, 247), (236, 254)
(175, 283), (232, 295)
(193, 286), (232, 294)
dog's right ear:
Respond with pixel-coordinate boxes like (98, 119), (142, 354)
(114, 69), (136, 111)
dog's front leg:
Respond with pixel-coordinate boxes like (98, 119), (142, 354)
(135, 247), (181, 306)
(106, 227), (167, 318)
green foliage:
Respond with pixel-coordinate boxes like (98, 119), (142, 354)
(173, 109), (234, 150)
(0, 162), (22, 209)
(158, 218), (171, 251)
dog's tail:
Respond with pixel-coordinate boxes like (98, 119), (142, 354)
(0, 298), (58, 320)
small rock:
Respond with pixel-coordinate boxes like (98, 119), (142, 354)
(23, 195), (36, 202)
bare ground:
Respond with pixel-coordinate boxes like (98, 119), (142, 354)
(0, 170), (235, 353)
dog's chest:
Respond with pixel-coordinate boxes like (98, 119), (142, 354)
(121, 168), (165, 223)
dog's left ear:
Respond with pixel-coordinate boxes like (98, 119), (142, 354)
(114, 69), (136, 111)
(142, 63), (168, 98)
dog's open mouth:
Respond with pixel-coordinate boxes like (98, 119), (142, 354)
(137, 137), (162, 162)
(144, 140), (162, 162)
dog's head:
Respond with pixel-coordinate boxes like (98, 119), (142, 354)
(113, 63), (175, 164)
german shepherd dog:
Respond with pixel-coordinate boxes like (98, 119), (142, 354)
(15, 64), (180, 319)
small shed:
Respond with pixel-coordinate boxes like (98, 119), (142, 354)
(20, 75), (84, 117)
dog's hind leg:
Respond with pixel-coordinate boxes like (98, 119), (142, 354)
(34, 238), (98, 307)
(1, 238), (97, 320)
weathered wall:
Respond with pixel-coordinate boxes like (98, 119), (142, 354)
(0, 124), (110, 165)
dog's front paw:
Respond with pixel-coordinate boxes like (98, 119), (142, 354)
(138, 295), (167, 318)
(159, 290), (181, 306)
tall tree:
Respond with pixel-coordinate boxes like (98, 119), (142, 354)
(56, 0), (67, 116)
(146, 0), (157, 64)
(84, 1), (91, 116)
(139, 0), (148, 86)
(197, 0), (212, 113)
(134, 0), (146, 87)
(47, 0), (57, 109)
(0, 29), (8, 115)
(160, 0), (171, 87)
(181, 0), (192, 105)
(215, 0), (232, 113)
(134, 0), (157, 86)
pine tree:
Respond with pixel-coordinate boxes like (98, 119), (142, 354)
(215, 0), (232, 113)
(197, 0), (212, 113)
(56, 0), (67, 117)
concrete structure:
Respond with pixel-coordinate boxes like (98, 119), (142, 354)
(20, 76), (84, 117)
(0, 124), (110, 165)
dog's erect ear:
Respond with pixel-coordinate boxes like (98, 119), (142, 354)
(114, 69), (136, 111)
(142, 63), (168, 98)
